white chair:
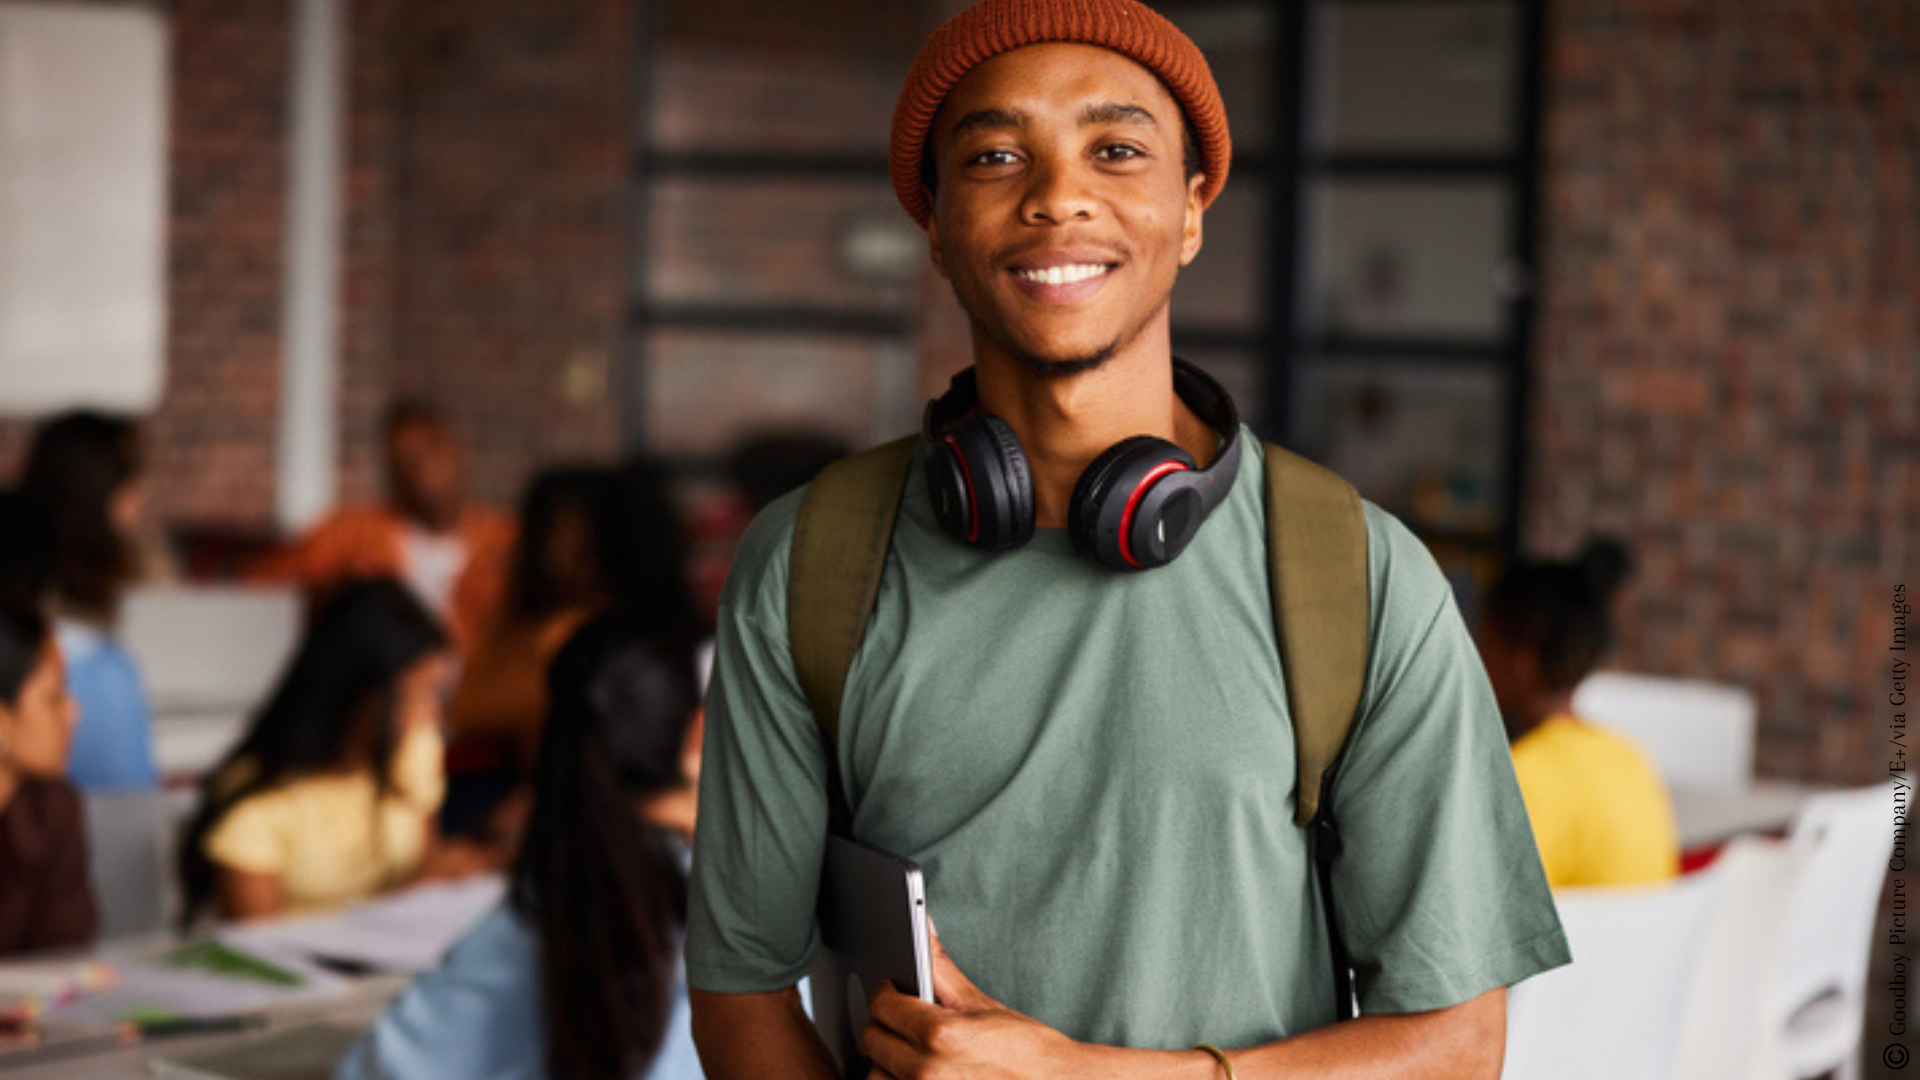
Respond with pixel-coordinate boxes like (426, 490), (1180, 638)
(118, 584), (302, 778)
(1572, 671), (1757, 791)
(83, 787), (197, 938)
(1772, 785), (1898, 1080)
(1504, 869), (1727, 1080)
(1671, 837), (1801, 1080)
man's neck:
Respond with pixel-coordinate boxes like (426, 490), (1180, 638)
(971, 330), (1217, 529)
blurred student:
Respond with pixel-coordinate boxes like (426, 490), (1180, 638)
(0, 601), (97, 955)
(338, 615), (704, 1080)
(1478, 539), (1680, 888)
(246, 402), (514, 652)
(19, 411), (161, 791)
(178, 580), (458, 924)
(448, 460), (701, 769)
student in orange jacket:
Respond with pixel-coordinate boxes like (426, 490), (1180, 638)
(248, 402), (514, 653)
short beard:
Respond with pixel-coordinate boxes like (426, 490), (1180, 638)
(995, 334), (1119, 379)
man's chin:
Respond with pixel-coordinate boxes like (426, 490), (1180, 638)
(1009, 348), (1117, 379)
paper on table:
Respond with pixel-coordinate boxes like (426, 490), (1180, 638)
(36, 943), (345, 1034)
(0, 959), (117, 1015)
(219, 875), (505, 976)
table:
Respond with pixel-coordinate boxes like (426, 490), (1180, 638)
(1670, 781), (1826, 850)
(0, 876), (504, 1079)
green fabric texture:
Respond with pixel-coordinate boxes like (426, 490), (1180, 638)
(686, 432), (1569, 1049)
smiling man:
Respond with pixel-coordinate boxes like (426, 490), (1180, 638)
(685, 2), (1568, 1078)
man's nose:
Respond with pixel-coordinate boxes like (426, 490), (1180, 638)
(1018, 156), (1097, 225)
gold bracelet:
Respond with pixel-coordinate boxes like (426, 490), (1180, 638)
(1194, 1043), (1236, 1080)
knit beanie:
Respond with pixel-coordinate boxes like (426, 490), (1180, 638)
(890, 0), (1232, 228)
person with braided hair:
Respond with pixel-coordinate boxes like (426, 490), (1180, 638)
(1479, 539), (1681, 889)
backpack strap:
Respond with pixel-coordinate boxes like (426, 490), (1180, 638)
(1264, 442), (1370, 827)
(1264, 441), (1370, 1019)
(789, 436), (918, 830)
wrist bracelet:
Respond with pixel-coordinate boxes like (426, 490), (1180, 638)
(1194, 1043), (1236, 1080)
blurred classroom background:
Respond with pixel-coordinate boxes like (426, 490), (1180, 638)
(0, 0), (1913, 1077)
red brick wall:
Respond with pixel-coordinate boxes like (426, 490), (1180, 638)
(1528, 0), (1919, 784)
(0, 0), (633, 524)
(387, 0), (632, 507)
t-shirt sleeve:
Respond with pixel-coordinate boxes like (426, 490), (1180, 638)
(202, 794), (290, 876)
(1327, 505), (1571, 1015)
(684, 492), (834, 993)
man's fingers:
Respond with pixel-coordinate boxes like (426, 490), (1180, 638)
(868, 979), (945, 1046)
(860, 1008), (924, 1078)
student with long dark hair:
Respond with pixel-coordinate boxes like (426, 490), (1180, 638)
(338, 614), (704, 1080)
(178, 580), (453, 924)
(1477, 538), (1680, 888)
(0, 601), (96, 954)
(19, 411), (160, 791)
(448, 460), (701, 763)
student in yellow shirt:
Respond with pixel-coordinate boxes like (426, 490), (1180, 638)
(1477, 539), (1680, 888)
(178, 579), (462, 924)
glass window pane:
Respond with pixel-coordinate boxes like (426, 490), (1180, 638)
(1172, 183), (1266, 332)
(643, 177), (922, 313)
(1304, 179), (1511, 340)
(1291, 356), (1506, 535)
(1312, 1), (1520, 154)
(640, 329), (918, 456)
(1158, 1), (1277, 156)
(651, 0), (922, 154)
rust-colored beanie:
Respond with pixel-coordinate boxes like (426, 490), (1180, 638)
(890, 0), (1232, 228)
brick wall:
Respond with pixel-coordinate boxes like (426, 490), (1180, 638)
(0, 0), (634, 524)
(387, 0), (632, 507)
(1528, 0), (1919, 784)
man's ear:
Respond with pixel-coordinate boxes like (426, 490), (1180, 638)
(926, 200), (951, 280)
(1179, 172), (1206, 267)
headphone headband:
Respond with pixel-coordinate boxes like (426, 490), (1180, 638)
(921, 359), (1244, 569)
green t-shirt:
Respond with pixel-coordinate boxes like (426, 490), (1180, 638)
(687, 434), (1569, 1049)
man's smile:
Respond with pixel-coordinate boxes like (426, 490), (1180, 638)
(1002, 246), (1123, 302)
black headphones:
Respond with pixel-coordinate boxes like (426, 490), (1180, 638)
(921, 358), (1244, 571)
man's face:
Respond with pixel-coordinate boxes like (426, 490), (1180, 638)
(925, 43), (1206, 376)
(386, 420), (465, 529)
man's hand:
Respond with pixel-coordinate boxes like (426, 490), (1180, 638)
(861, 931), (1087, 1080)
(859, 929), (1506, 1080)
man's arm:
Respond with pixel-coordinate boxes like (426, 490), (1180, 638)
(691, 986), (839, 1080)
(861, 934), (1506, 1080)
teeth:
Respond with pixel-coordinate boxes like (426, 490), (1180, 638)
(1015, 264), (1110, 286)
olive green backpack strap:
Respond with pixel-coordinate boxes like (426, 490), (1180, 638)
(1264, 442), (1370, 827)
(1264, 441), (1370, 1019)
(788, 435), (918, 830)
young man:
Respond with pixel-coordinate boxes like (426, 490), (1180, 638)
(687, 2), (1569, 1077)
(247, 402), (514, 652)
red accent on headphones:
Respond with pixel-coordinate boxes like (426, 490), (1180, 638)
(942, 434), (981, 545)
(1118, 460), (1192, 568)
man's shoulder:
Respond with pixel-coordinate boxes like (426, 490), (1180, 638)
(1356, 499), (1456, 635)
(718, 487), (807, 617)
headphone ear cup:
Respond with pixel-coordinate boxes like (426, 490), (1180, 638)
(935, 417), (1034, 550)
(1069, 437), (1195, 570)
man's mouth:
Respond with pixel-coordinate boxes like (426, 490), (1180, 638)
(1011, 263), (1113, 287)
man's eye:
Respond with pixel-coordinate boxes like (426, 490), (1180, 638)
(968, 150), (1020, 167)
(1096, 144), (1146, 162)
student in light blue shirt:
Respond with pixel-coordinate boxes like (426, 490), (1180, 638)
(339, 613), (706, 1080)
(19, 412), (160, 792)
